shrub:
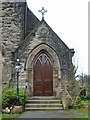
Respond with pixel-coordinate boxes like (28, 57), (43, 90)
(73, 104), (81, 109)
(2, 88), (28, 108)
(80, 95), (89, 101)
(74, 98), (90, 109)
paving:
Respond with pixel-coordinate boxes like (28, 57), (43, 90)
(16, 110), (85, 119)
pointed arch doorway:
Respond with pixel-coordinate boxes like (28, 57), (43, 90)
(33, 50), (53, 96)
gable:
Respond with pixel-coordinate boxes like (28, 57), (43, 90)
(15, 19), (71, 51)
(13, 19), (74, 80)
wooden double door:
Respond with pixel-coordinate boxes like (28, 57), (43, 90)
(33, 51), (53, 96)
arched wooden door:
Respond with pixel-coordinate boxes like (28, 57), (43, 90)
(33, 51), (53, 96)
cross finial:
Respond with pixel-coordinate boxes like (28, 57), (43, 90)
(38, 7), (47, 20)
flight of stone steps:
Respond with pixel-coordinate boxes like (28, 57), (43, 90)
(25, 96), (63, 111)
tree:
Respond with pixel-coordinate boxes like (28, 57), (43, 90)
(77, 74), (89, 87)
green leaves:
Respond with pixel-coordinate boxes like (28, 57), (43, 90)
(2, 88), (28, 108)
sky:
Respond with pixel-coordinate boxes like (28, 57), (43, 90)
(27, 0), (88, 75)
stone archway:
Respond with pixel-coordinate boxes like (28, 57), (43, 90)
(26, 44), (61, 96)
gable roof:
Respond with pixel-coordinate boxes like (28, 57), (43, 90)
(14, 19), (71, 54)
(26, 7), (40, 36)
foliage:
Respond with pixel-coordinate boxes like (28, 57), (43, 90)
(61, 77), (81, 108)
(2, 88), (28, 108)
(74, 89), (90, 109)
(73, 102), (84, 109)
(73, 99), (90, 109)
(80, 95), (89, 101)
(61, 75), (90, 109)
(77, 74), (90, 87)
(80, 100), (89, 107)
(80, 91), (90, 101)
(87, 92), (90, 100)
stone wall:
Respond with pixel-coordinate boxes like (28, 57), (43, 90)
(1, 1), (77, 100)
(0, 3), (2, 104)
(1, 1), (26, 83)
(13, 20), (75, 96)
(0, 50), (2, 96)
(1, 1), (40, 83)
(14, 20), (74, 80)
(0, 51), (2, 111)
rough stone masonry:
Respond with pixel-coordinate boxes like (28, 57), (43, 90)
(1, 0), (79, 109)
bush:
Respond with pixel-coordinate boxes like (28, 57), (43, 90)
(80, 95), (89, 101)
(2, 88), (28, 108)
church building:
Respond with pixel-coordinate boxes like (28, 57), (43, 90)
(1, 0), (79, 110)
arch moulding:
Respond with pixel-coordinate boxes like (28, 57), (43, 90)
(26, 44), (61, 96)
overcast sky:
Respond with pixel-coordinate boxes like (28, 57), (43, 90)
(27, 0), (88, 75)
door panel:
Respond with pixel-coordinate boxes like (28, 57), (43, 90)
(33, 52), (53, 96)
(34, 59), (43, 96)
(43, 55), (53, 95)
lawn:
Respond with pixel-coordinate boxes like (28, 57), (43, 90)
(76, 113), (90, 118)
(77, 100), (90, 119)
(0, 114), (20, 120)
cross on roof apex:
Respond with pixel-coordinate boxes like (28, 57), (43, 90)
(38, 7), (47, 20)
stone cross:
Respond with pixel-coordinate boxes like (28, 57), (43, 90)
(38, 7), (47, 20)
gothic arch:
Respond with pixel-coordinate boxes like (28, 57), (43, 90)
(26, 44), (61, 96)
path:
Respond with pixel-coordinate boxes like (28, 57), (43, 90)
(13, 109), (87, 119)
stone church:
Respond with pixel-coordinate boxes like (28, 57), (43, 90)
(1, 0), (79, 109)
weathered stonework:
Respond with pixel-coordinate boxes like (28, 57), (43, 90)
(11, 20), (76, 98)
(1, 1), (24, 82)
(25, 44), (61, 96)
(1, 1), (39, 83)
(0, 2), (2, 101)
(1, 1), (79, 109)
(0, 51), (2, 95)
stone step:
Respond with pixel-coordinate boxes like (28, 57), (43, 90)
(30, 96), (58, 100)
(25, 97), (63, 111)
(25, 107), (63, 111)
(27, 99), (62, 104)
(25, 103), (63, 107)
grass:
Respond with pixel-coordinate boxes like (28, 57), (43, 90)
(69, 112), (90, 120)
(76, 113), (90, 118)
(75, 108), (88, 113)
(0, 114), (20, 120)
(0, 114), (2, 120)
